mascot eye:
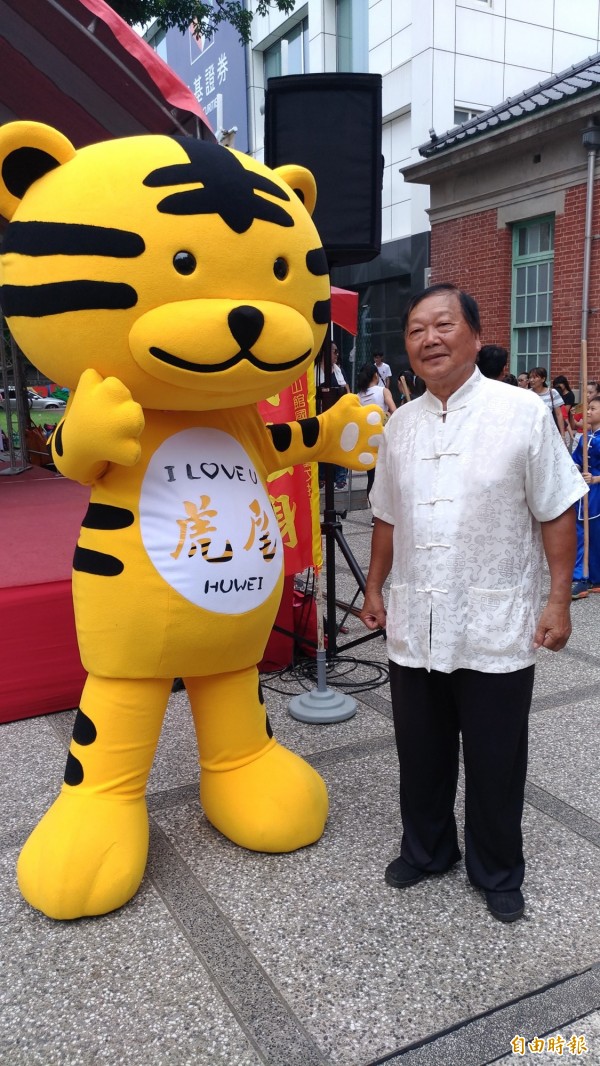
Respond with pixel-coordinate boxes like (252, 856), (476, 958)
(173, 251), (197, 275)
(273, 257), (289, 280)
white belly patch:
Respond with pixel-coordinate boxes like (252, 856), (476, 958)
(139, 428), (283, 614)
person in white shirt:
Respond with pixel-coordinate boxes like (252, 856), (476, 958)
(356, 362), (396, 501)
(528, 366), (565, 439)
(373, 351), (392, 388)
(360, 283), (587, 924)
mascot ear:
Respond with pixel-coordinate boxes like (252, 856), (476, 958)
(274, 164), (317, 217)
(0, 121), (76, 221)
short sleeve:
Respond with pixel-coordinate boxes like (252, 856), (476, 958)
(525, 405), (588, 522)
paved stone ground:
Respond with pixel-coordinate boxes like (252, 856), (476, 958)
(1, 492), (599, 1065)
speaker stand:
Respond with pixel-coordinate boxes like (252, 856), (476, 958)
(289, 460), (384, 724)
(288, 341), (383, 725)
(289, 516), (358, 723)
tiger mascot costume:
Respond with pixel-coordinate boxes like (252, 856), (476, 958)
(0, 122), (383, 919)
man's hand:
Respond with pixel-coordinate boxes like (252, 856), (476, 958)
(533, 600), (572, 651)
(535, 508), (577, 652)
(359, 588), (387, 631)
(359, 518), (394, 631)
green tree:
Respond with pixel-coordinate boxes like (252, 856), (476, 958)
(108, 0), (297, 44)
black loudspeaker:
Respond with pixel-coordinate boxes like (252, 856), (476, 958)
(264, 73), (383, 267)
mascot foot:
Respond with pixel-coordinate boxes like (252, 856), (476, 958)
(201, 743), (328, 852)
(17, 791), (149, 920)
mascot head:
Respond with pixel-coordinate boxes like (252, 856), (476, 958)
(0, 122), (330, 410)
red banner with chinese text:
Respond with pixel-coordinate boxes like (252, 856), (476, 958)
(258, 372), (322, 575)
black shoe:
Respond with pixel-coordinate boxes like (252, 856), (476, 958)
(384, 856), (427, 889)
(484, 888), (525, 923)
(571, 579), (591, 600)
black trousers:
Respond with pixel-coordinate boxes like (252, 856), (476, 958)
(389, 662), (535, 892)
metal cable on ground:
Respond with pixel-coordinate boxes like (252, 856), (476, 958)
(260, 655), (389, 696)
(260, 569), (389, 695)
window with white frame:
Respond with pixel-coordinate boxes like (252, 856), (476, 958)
(336, 0), (368, 72)
(511, 217), (554, 376)
(264, 18), (309, 81)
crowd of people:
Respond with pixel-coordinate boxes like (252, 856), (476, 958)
(471, 359), (599, 600)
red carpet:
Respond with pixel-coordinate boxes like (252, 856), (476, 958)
(0, 465), (293, 722)
(0, 467), (89, 722)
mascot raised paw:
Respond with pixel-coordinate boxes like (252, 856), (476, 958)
(0, 121), (383, 919)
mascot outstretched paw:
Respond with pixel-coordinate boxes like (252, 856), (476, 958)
(17, 792), (149, 920)
(318, 393), (384, 470)
(201, 743), (328, 853)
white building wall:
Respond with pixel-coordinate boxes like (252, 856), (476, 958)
(246, 0), (600, 247)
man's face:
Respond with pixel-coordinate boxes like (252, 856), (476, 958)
(404, 291), (481, 400)
(517, 373), (529, 388)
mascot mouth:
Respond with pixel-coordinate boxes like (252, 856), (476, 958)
(149, 346), (310, 374)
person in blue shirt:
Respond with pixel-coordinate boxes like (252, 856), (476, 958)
(571, 395), (600, 598)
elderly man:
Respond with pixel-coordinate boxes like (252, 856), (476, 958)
(360, 283), (587, 923)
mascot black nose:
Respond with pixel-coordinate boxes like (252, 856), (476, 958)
(228, 306), (265, 350)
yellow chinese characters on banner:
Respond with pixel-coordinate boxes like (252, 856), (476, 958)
(258, 371), (322, 575)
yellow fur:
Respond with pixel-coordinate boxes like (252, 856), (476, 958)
(0, 122), (383, 918)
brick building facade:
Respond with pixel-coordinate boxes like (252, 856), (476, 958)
(429, 209), (513, 360)
(552, 184), (600, 385)
(403, 55), (600, 392)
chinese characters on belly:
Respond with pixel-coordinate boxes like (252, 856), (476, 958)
(140, 428), (283, 613)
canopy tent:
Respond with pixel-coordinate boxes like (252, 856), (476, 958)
(331, 286), (359, 336)
(0, 0), (214, 149)
(0, 0), (214, 475)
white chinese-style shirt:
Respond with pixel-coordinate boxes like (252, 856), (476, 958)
(371, 368), (587, 673)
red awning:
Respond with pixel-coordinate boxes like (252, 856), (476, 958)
(331, 286), (359, 335)
(0, 0), (214, 147)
